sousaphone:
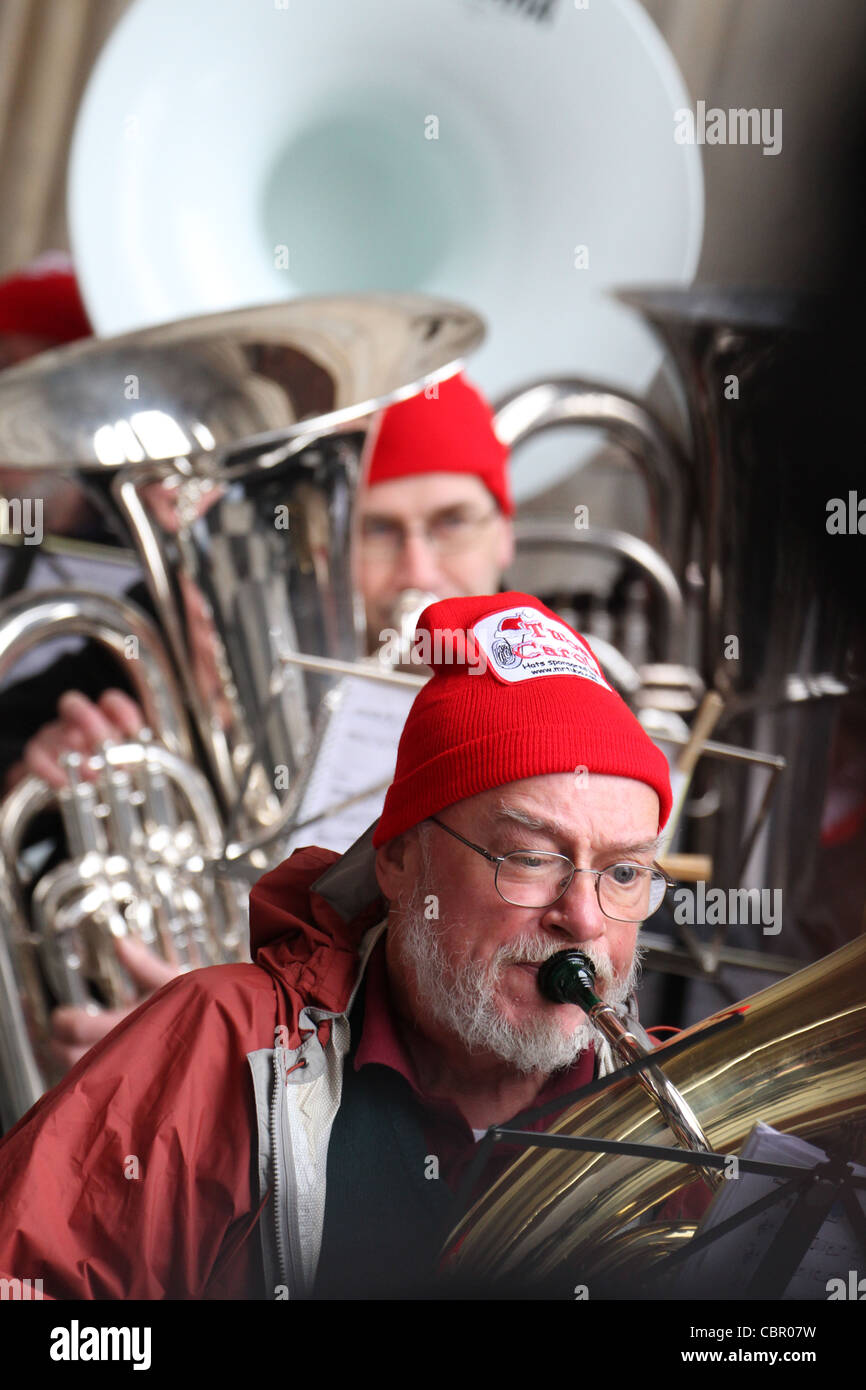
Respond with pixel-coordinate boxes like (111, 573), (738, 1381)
(67, 0), (704, 503)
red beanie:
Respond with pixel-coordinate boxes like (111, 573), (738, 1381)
(366, 372), (514, 516)
(0, 256), (91, 342)
(373, 591), (672, 845)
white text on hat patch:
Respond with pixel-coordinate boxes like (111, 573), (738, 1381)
(474, 607), (613, 689)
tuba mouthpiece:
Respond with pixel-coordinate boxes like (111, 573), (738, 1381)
(537, 949), (600, 1009)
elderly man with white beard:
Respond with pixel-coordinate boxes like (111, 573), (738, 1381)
(0, 590), (672, 1301)
(385, 790), (651, 1112)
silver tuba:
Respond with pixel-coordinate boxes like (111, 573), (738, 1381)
(0, 293), (484, 1130)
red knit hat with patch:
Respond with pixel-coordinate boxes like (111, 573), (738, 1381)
(372, 591), (672, 845)
(366, 372), (514, 516)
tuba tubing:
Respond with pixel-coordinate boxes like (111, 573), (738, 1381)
(494, 377), (693, 609)
(0, 588), (194, 761)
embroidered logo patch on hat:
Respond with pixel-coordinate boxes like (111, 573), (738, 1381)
(473, 606), (613, 689)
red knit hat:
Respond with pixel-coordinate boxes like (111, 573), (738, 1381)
(0, 255), (91, 342)
(366, 372), (514, 516)
(373, 591), (672, 845)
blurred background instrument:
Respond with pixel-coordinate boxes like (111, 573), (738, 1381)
(0, 293), (483, 1127)
(65, 0), (704, 503)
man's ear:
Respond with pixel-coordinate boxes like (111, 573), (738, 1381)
(374, 833), (411, 902)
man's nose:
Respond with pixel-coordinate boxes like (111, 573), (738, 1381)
(392, 532), (444, 592)
(541, 870), (608, 942)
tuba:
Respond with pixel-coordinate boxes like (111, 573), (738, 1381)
(0, 293), (483, 1130)
(443, 933), (866, 1295)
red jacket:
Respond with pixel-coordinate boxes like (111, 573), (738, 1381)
(0, 832), (659, 1299)
(0, 843), (384, 1299)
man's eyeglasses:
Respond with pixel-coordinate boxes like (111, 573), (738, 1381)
(428, 817), (670, 922)
(359, 508), (499, 559)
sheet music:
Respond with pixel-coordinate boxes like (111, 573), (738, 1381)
(672, 1122), (866, 1299)
(284, 675), (416, 856)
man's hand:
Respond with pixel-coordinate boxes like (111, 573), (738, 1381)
(47, 935), (183, 1073)
(5, 688), (145, 793)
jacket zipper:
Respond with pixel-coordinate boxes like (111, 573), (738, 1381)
(269, 1052), (290, 1293)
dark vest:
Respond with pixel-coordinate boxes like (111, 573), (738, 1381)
(313, 976), (457, 1299)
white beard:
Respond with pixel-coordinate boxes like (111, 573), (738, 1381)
(391, 847), (645, 1077)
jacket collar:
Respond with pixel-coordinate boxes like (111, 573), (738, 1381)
(248, 824), (386, 1044)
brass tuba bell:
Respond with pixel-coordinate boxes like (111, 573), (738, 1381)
(443, 934), (866, 1294)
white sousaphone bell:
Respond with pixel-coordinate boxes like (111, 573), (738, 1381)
(67, 0), (704, 502)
